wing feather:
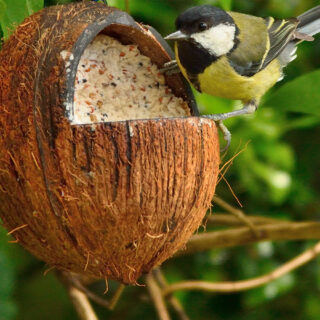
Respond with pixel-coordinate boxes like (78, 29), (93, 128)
(262, 17), (299, 69)
(228, 15), (298, 77)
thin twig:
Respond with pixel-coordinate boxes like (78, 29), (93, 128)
(60, 273), (125, 311)
(213, 196), (259, 237)
(164, 241), (320, 295)
(57, 272), (98, 320)
(68, 286), (99, 320)
(179, 221), (320, 256)
(108, 284), (126, 311)
(70, 276), (111, 309)
(57, 272), (110, 309)
(206, 214), (285, 227)
(218, 141), (249, 175)
(220, 176), (243, 208)
(153, 269), (189, 320)
(146, 273), (171, 320)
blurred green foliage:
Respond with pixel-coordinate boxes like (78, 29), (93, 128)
(0, 0), (43, 38)
(0, 0), (320, 319)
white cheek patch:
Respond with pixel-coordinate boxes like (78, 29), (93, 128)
(191, 24), (236, 57)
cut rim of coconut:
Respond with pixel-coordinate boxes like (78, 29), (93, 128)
(62, 9), (198, 126)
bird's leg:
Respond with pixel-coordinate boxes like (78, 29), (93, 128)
(217, 121), (231, 152)
(202, 101), (257, 121)
(202, 101), (257, 151)
(160, 60), (181, 75)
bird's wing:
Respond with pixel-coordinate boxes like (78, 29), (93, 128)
(260, 17), (299, 70)
(228, 13), (299, 77)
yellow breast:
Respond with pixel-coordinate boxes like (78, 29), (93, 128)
(199, 56), (281, 103)
(175, 43), (281, 104)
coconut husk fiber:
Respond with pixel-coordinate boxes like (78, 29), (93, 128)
(0, 2), (220, 284)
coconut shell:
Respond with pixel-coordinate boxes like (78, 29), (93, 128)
(0, 2), (220, 284)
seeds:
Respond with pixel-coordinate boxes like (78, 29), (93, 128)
(72, 34), (190, 125)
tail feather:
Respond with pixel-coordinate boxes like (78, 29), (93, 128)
(298, 5), (320, 36)
(279, 5), (320, 67)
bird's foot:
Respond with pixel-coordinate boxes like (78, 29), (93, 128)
(217, 120), (231, 152)
(201, 117), (231, 152)
(202, 101), (257, 152)
(160, 60), (181, 75)
(203, 102), (257, 122)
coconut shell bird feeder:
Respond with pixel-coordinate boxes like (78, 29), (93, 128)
(0, 2), (220, 284)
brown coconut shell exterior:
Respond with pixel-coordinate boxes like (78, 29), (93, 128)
(0, 2), (220, 284)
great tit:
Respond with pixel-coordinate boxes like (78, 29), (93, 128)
(164, 5), (320, 148)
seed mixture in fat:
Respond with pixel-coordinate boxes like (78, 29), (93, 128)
(72, 34), (190, 124)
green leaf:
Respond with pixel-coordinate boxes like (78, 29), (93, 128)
(0, 229), (17, 320)
(0, 0), (43, 39)
(26, 0), (44, 15)
(0, 300), (16, 320)
(0, 0), (6, 21)
(194, 90), (234, 115)
(264, 69), (320, 116)
(219, 0), (232, 10)
(284, 115), (320, 131)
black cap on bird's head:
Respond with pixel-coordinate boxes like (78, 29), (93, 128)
(165, 6), (236, 39)
(165, 5), (239, 58)
(177, 5), (234, 34)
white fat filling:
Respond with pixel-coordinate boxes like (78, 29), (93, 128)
(72, 34), (190, 124)
(191, 23), (236, 57)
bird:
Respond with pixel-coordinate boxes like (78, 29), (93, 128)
(164, 5), (320, 149)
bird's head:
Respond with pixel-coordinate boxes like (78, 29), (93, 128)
(165, 5), (239, 57)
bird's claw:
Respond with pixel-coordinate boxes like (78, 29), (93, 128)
(217, 121), (231, 153)
(202, 116), (231, 152)
(160, 60), (181, 75)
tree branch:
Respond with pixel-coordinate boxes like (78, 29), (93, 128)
(146, 273), (171, 320)
(153, 269), (189, 320)
(57, 272), (111, 310)
(212, 196), (259, 236)
(206, 214), (286, 227)
(57, 272), (99, 320)
(179, 221), (320, 256)
(68, 286), (99, 320)
(108, 284), (126, 311)
(164, 241), (320, 295)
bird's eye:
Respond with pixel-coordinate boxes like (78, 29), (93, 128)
(198, 22), (208, 31)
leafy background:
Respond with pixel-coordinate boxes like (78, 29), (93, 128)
(0, 0), (320, 319)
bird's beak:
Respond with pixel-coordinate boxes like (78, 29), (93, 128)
(164, 30), (188, 41)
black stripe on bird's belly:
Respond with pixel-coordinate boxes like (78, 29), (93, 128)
(177, 40), (218, 91)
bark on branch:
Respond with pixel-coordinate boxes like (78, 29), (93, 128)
(146, 273), (171, 320)
(206, 213), (284, 227)
(180, 221), (320, 256)
(164, 241), (320, 295)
